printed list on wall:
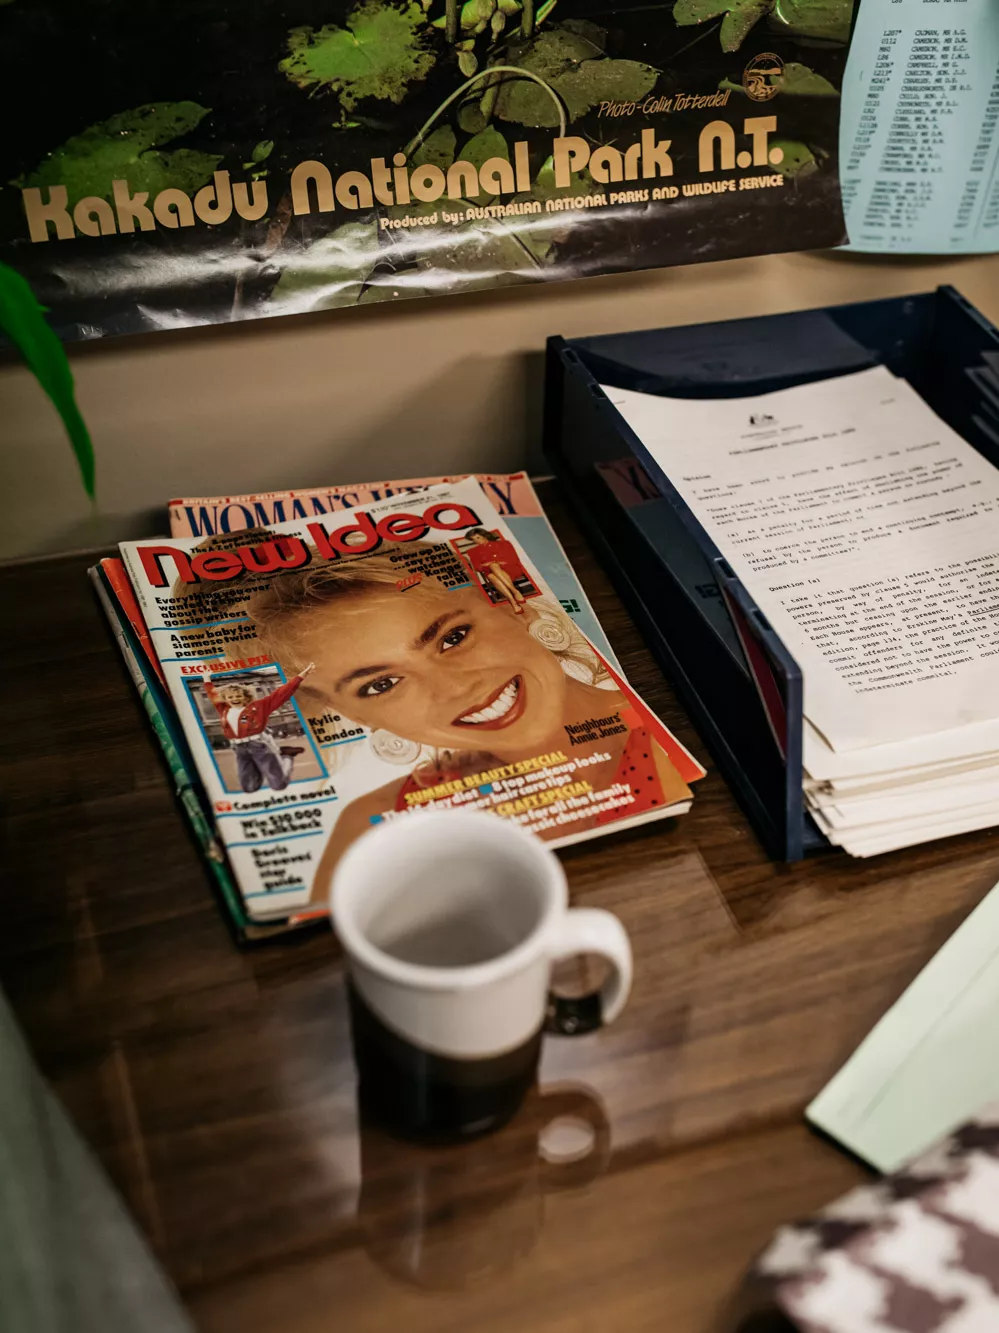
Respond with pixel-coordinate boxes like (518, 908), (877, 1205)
(840, 0), (999, 254)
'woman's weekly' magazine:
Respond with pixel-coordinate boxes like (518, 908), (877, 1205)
(120, 478), (705, 922)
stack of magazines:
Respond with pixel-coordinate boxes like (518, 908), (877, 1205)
(93, 473), (705, 939)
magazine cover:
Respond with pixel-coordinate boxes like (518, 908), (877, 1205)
(89, 561), (252, 937)
(168, 471), (620, 668)
(121, 478), (705, 921)
(93, 557), (321, 940)
(1, 1), (857, 339)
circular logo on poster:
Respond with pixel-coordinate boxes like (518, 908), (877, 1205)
(743, 53), (785, 101)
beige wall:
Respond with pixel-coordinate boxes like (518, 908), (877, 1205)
(2, 248), (998, 559)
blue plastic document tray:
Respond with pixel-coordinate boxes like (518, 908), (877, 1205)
(543, 286), (999, 861)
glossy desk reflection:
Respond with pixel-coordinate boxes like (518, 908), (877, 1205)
(359, 1086), (609, 1290)
(2, 483), (999, 1333)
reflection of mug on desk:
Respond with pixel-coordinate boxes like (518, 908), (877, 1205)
(358, 1084), (611, 1291)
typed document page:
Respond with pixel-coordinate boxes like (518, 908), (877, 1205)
(603, 368), (999, 752)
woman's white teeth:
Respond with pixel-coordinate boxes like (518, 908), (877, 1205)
(459, 679), (520, 724)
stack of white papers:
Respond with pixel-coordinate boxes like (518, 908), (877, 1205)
(603, 367), (999, 857)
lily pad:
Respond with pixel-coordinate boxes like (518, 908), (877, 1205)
(769, 138), (817, 176)
(412, 126), (456, 170)
(558, 19), (608, 52)
(673, 0), (774, 52)
(416, 219), (547, 282)
(495, 25), (658, 128)
(462, 126), (509, 169)
(280, 1), (436, 112)
(781, 61), (838, 94)
(457, 101), (488, 134)
(270, 221), (381, 312)
(19, 103), (220, 210)
(771, 0), (853, 42)
(459, 127), (510, 196)
(531, 154), (602, 200)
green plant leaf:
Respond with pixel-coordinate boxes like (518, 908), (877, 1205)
(0, 262), (95, 499)
(460, 127), (509, 196)
(719, 60), (838, 95)
(769, 138), (817, 176)
(771, 0), (852, 42)
(280, 1), (436, 111)
(270, 221), (380, 313)
(412, 125), (457, 170)
(461, 0), (495, 32)
(462, 126), (509, 169)
(458, 101), (487, 133)
(781, 61), (839, 94)
(251, 139), (275, 163)
(531, 154), (602, 200)
(673, 0), (774, 51)
(18, 103), (220, 210)
(414, 218), (547, 283)
(495, 24), (658, 127)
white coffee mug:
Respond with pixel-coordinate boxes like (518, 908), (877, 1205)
(331, 809), (633, 1141)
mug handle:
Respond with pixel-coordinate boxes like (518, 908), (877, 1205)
(544, 908), (633, 1036)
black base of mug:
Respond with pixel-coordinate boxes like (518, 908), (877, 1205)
(348, 983), (543, 1144)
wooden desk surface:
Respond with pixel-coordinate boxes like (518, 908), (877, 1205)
(2, 488), (999, 1333)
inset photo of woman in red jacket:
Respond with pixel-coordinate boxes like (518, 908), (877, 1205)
(455, 527), (540, 614)
(187, 663), (324, 793)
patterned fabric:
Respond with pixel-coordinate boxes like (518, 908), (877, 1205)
(745, 1106), (999, 1332)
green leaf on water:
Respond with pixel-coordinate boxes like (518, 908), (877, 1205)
(457, 101), (487, 134)
(18, 103), (220, 210)
(270, 221), (381, 313)
(460, 126), (510, 196)
(781, 61), (839, 94)
(769, 138), (817, 176)
(770, 0), (853, 42)
(673, 0), (773, 51)
(531, 154), (602, 200)
(494, 24), (658, 128)
(280, 1), (436, 111)
(412, 126), (456, 170)
(416, 218), (548, 283)
(0, 262), (95, 499)
(462, 126), (509, 169)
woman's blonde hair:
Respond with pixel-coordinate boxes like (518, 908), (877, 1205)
(247, 543), (608, 687)
(216, 684), (254, 705)
(247, 541), (612, 787)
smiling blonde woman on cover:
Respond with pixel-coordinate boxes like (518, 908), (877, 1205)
(249, 545), (690, 904)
